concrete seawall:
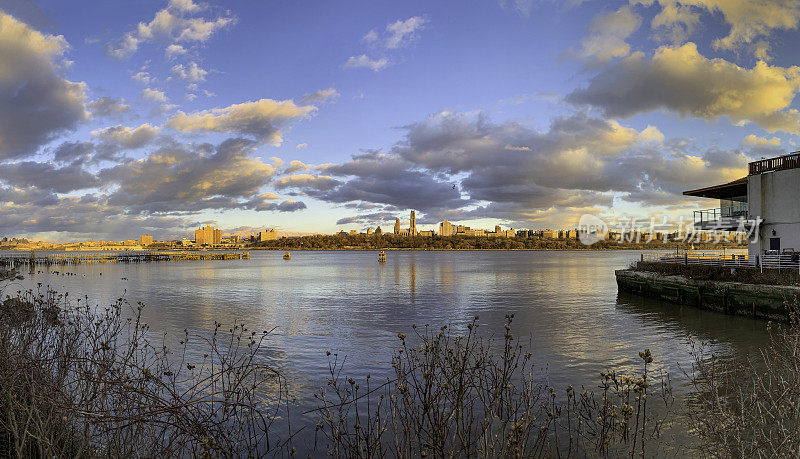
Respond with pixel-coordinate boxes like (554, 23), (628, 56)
(615, 269), (800, 321)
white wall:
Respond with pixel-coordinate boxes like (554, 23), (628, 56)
(747, 168), (800, 258)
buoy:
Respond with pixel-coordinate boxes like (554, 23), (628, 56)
(378, 251), (386, 262)
(283, 252), (291, 260)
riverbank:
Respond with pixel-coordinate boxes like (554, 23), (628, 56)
(616, 269), (796, 321)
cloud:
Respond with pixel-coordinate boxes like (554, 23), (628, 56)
(171, 61), (207, 83)
(295, 143), (308, 149)
(106, 0), (235, 58)
(384, 16), (429, 49)
(0, 12), (88, 160)
(636, 0), (800, 51)
(343, 110), (746, 224)
(0, 161), (99, 193)
(336, 211), (398, 225)
(343, 54), (390, 72)
(567, 43), (800, 133)
(281, 151), (468, 213)
(132, 71), (154, 85)
(165, 43), (187, 58)
(275, 173), (341, 191)
(300, 87), (340, 105)
(142, 88), (168, 102)
(52, 140), (94, 165)
(284, 160), (311, 174)
(166, 98), (316, 145)
(87, 97), (131, 118)
(91, 124), (161, 149)
(577, 6), (641, 65)
(99, 137), (285, 214)
(742, 134), (781, 147)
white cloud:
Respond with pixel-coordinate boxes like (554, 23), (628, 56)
(567, 43), (800, 133)
(166, 98), (316, 145)
(300, 87), (340, 104)
(742, 134), (781, 147)
(385, 16), (429, 49)
(171, 61), (207, 83)
(106, 0), (234, 58)
(635, 0), (800, 52)
(344, 54), (390, 72)
(296, 143), (308, 149)
(92, 124), (161, 149)
(131, 71), (154, 85)
(142, 88), (168, 103)
(578, 6), (641, 65)
(165, 43), (187, 59)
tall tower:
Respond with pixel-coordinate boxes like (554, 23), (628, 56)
(410, 210), (416, 235)
(394, 218), (401, 234)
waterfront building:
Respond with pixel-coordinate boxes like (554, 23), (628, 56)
(375, 226), (383, 235)
(139, 234), (154, 246)
(259, 229), (277, 242)
(394, 218), (401, 234)
(195, 225), (222, 245)
(682, 153), (800, 258)
(439, 220), (454, 236)
(366, 227), (373, 235)
(398, 229), (410, 236)
(410, 210), (417, 235)
(419, 230), (435, 237)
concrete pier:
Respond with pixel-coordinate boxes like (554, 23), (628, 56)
(616, 269), (797, 321)
(0, 251), (249, 267)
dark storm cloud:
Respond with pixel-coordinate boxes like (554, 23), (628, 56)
(98, 137), (298, 214)
(0, 161), (100, 193)
(0, 13), (88, 160)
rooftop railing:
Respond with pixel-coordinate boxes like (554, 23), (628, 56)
(749, 151), (800, 175)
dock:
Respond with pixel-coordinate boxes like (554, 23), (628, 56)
(0, 251), (249, 267)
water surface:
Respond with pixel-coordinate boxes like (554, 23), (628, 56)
(1, 249), (767, 449)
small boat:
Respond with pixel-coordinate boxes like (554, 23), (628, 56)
(283, 252), (291, 260)
(378, 251), (386, 262)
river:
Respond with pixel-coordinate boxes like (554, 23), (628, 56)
(0, 249), (766, 452)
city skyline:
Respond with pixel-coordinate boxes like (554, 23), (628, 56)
(1, 0), (799, 241)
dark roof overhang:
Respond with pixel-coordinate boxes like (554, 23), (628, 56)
(683, 177), (747, 200)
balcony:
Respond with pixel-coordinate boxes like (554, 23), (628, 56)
(693, 204), (750, 231)
(749, 151), (800, 175)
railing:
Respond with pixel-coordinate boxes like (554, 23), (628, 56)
(749, 151), (800, 175)
(642, 253), (752, 267)
(693, 204), (748, 228)
(641, 252), (800, 272)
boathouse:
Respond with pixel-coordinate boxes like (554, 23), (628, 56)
(684, 152), (800, 260)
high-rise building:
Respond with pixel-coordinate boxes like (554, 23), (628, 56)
(195, 225), (222, 245)
(259, 229), (277, 241)
(439, 220), (453, 236)
(140, 234), (154, 246)
(410, 210), (416, 235)
(394, 218), (401, 234)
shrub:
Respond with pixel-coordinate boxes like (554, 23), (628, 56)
(313, 315), (674, 458)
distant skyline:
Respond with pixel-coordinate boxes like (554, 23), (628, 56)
(0, 0), (798, 241)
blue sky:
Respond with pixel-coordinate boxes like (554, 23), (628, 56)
(0, 0), (798, 240)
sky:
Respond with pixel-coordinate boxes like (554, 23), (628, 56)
(0, 0), (798, 241)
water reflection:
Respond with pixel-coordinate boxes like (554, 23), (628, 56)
(0, 249), (768, 448)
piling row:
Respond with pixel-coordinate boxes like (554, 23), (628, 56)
(0, 251), (250, 267)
